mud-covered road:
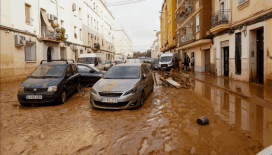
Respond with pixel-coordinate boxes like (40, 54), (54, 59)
(0, 73), (271, 155)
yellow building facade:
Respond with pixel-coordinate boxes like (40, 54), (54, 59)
(160, 0), (176, 53)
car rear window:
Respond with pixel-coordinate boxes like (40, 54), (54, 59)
(31, 65), (65, 77)
(104, 66), (140, 79)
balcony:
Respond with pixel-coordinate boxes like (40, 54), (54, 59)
(180, 34), (194, 43)
(210, 10), (231, 34)
(41, 26), (66, 42)
(179, 5), (193, 24)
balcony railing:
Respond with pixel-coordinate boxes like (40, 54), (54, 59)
(180, 34), (194, 43)
(211, 10), (230, 28)
(41, 26), (56, 39)
(179, 5), (193, 23)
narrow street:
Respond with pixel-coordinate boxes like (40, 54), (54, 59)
(1, 72), (270, 155)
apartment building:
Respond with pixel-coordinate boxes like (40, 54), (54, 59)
(151, 31), (161, 59)
(160, 0), (177, 53)
(210, 0), (272, 86)
(0, 0), (115, 84)
(114, 30), (133, 58)
(175, 0), (212, 72)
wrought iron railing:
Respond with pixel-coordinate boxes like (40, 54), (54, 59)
(179, 5), (193, 23)
(41, 26), (56, 39)
(211, 9), (230, 28)
(180, 34), (194, 43)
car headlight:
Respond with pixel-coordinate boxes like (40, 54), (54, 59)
(91, 88), (97, 94)
(48, 86), (57, 92)
(124, 87), (138, 96)
(18, 86), (24, 93)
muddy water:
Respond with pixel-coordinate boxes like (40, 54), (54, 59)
(0, 73), (270, 155)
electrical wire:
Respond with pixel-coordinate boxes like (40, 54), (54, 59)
(105, 0), (145, 7)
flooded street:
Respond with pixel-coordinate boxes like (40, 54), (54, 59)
(1, 72), (271, 155)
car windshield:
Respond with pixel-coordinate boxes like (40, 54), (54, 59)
(86, 58), (95, 64)
(104, 66), (140, 79)
(30, 65), (65, 77)
(160, 56), (172, 62)
(105, 61), (111, 64)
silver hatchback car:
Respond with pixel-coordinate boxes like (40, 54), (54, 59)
(90, 63), (154, 109)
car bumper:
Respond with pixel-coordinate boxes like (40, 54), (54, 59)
(90, 91), (142, 110)
(17, 92), (61, 104)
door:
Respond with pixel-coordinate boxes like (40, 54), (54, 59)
(65, 65), (74, 95)
(60, 47), (66, 60)
(205, 50), (210, 72)
(223, 47), (229, 76)
(47, 48), (52, 62)
(257, 29), (264, 84)
(77, 65), (98, 85)
(75, 50), (78, 62)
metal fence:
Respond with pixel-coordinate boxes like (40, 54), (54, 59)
(211, 10), (230, 28)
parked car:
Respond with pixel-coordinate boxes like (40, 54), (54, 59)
(159, 52), (178, 71)
(126, 59), (141, 63)
(17, 60), (80, 106)
(77, 53), (106, 71)
(152, 58), (160, 70)
(90, 63), (154, 109)
(104, 60), (113, 71)
(77, 64), (105, 86)
(114, 60), (123, 65)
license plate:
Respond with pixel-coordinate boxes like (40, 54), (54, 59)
(26, 95), (42, 99)
(101, 98), (118, 103)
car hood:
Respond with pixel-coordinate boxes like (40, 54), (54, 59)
(93, 78), (140, 92)
(21, 77), (62, 88)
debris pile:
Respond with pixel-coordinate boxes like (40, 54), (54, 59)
(159, 68), (191, 89)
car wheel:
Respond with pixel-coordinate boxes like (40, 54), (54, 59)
(140, 91), (145, 107)
(60, 91), (67, 104)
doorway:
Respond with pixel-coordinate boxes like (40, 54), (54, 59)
(257, 29), (264, 84)
(223, 47), (229, 76)
(75, 50), (78, 62)
(47, 47), (52, 62)
(60, 47), (66, 60)
(205, 49), (210, 72)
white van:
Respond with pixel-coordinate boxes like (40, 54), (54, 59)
(77, 53), (106, 71)
(159, 52), (178, 71)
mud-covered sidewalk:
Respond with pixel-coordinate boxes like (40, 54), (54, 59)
(0, 72), (270, 155)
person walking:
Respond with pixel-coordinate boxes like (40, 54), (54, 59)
(179, 58), (182, 73)
(191, 55), (194, 72)
(184, 55), (190, 73)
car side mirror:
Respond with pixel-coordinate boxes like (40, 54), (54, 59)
(89, 70), (95, 73)
(142, 74), (147, 79)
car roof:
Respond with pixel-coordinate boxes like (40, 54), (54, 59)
(114, 63), (142, 67)
(39, 62), (74, 66)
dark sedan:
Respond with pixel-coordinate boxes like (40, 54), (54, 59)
(77, 64), (105, 86)
(17, 60), (80, 106)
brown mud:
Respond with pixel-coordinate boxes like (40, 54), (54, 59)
(0, 72), (271, 155)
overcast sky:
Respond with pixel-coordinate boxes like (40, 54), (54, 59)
(105, 0), (163, 52)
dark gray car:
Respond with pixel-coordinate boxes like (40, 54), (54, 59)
(90, 63), (154, 109)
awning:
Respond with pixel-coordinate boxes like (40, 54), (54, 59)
(41, 9), (54, 32)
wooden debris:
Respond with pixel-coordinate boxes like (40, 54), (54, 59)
(165, 78), (183, 89)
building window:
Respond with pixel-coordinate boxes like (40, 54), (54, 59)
(87, 14), (89, 25)
(238, 0), (248, 6)
(25, 42), (36, 61)
(93, 3), (95, 10)
(94, 19), (96, 28)
(79, 8), (81, 18)
(88, 33), (90, 44)
(196, 16), (200, 32)
(91, 17), (93, 26)
(61, 20), (64, 27)
(74, 26), (77, 38)
(235, 32), (242, 75)
(177, 33), (179, 43)
(80, 29), (82, 40)
(25, 4), (31, 25)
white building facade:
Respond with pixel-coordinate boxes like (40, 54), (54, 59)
(114, 30), (133, 58)
(0, 0), (115, 84)
(151, 31), (161, 59)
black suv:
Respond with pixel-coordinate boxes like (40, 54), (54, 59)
(17, 60), (80, 106)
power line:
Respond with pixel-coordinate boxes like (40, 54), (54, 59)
(105, 0), (145, 7)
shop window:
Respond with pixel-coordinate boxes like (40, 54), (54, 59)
(25, 4), (31, 25)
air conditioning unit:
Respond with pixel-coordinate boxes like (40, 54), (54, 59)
(64, 34), (68, 39)
(87, 48), (91, 53)
(14, 35), (26, 46)
(72, 4), (76, 11)
(72, 45), (77, 50)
